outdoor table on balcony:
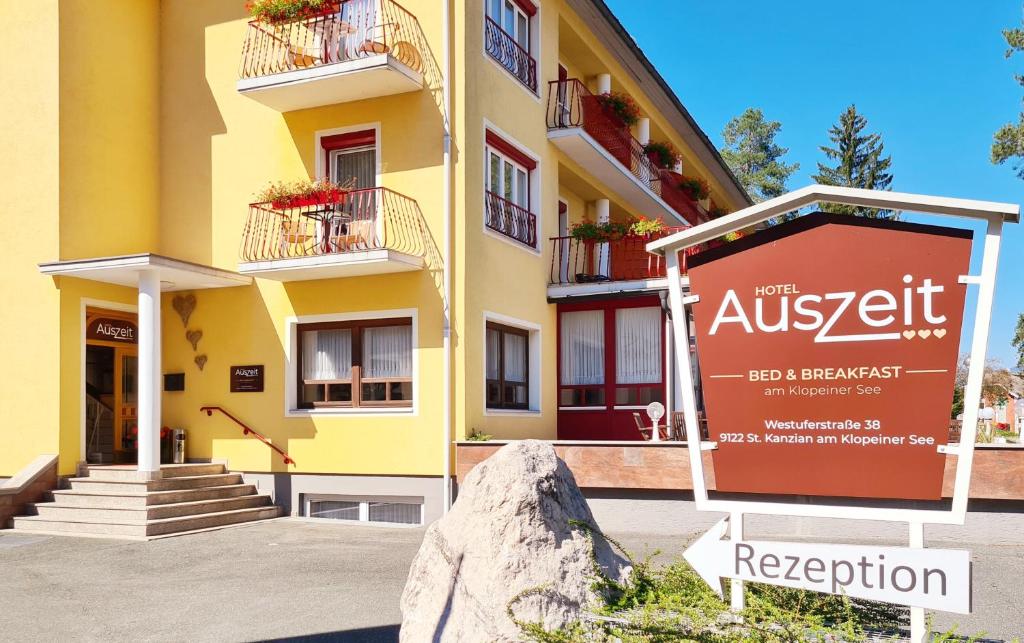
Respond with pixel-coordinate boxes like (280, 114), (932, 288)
(300, 205), (352, 254)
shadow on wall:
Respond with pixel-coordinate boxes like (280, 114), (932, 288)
(160, 1), (243, 266)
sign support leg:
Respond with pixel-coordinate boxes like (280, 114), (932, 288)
(730, 512), (744, 612)
(909, 521), (925, 642)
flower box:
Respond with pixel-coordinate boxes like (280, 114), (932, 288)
(270, 189), (344, 210)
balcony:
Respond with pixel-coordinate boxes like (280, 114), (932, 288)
(237, 0), (425, 112)
(484, 17), (537, 92)
(548, 230), (705, 298)
(484, 191), (537, 249)
(546, 79), (707, 226)
(238, 187), (428, 281)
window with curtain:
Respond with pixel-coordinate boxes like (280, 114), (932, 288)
(614, 307), (664, 406)
(559, 310), (605, 406)
(486, 323), (529, 410)
(298, 318), (413, 408)
(331, 146), (376, 190)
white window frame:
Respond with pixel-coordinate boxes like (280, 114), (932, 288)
(304, 493), (424, 527)
(314, 122), (382, 185)
(328, 144), (377, 189)
(481, 0), (541, 100)
(285, 308), (418, 417)
(483, 311), (542, 416)
(486, 147), (530, 210)
(481, 120), (542, 255)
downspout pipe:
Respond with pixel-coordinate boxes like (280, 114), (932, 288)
(441, 0), (453, 514)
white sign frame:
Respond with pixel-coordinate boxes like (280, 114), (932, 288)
(649, 185), (1018, 526)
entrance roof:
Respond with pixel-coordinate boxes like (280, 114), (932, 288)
(38, 254), (252, 291)
(647, 185), (1021, 256)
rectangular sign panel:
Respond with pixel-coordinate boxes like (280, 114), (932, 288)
(685, 519), (971, 613)
(230, 365), (264, 393)
(687, 214), (971, 500)
(86, 317), (138, 344)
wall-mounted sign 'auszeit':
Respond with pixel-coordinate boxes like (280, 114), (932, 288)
(230, 365), (264, 393)
(86, 317), (138, 344)
(687, 213), (971, 500)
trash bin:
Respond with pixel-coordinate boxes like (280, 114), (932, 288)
(172, 428), (187, 464)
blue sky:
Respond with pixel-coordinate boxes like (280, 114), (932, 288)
(605, 0), (1023, 367)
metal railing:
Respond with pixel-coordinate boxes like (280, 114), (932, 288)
(200, 406), (295, 466)
(657, 172), (708, 226)
(549, 228), (702, 285)
(546, 78), (662, 194)
(484, 191), (537, 248)
(484, 16), (537, 92)
(239, 0), (425, 79)
(240, 187), (428, 262)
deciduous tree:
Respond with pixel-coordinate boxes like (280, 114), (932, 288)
(991, 17), (1024, 178)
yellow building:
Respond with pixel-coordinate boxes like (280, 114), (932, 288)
(0, 0), (748, 533)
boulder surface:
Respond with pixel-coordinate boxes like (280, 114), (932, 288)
(399, 440), (629, 642)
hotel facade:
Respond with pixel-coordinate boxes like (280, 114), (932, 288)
(0, 0), (855, 535)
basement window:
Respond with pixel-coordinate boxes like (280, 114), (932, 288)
(304, 495), (423, 526)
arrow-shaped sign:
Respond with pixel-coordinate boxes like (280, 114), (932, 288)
(684, 518), (971, 614)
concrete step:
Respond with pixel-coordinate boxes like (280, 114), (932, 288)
(11, 505), (281, 538)
(82, 463), (225, 482)
(68, 473), (242, 494)
(50, 484), (258, 508)
(26, 495), (272, 522)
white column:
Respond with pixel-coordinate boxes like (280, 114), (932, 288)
(595, 198), (610, 277)
(137, 270), (162, 476)
(596, 73), (611, 94)
(637, 118), (650, 145)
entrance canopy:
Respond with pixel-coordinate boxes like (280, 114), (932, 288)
(38, 253), (251, 291)
(647, 185), (1020, 255)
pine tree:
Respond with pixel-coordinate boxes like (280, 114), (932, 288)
(812, 104), (896, 219)
(720, 108), (799, 202)
(992, 18), (1024, 178)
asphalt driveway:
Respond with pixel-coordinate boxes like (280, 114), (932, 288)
(0, 519), (1019, 641)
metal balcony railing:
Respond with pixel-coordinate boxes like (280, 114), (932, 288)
(484, 191), (537, 248)
(484, 17), (537, 92)
(547, 78), (662, 193)
(240, 187), (427, 262)
(550, 228), (704, 285)
(239, 0), (425, 79)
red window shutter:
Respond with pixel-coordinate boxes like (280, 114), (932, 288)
(485, 130), (537, 170)
(512, 0), (537, 17)
(321, 129), (376, 151)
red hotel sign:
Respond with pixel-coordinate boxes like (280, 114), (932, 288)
(687, 213), (971, 500)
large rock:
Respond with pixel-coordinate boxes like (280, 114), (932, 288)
(400, 440), (630, 641)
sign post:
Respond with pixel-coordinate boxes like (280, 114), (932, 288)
(648, 186), (1018, 642)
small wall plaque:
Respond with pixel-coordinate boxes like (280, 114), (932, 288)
(230, 365), (264, 392)
(164, 373), (185, 392)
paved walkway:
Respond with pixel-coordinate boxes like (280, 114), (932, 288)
(0, 519), (1019, 641)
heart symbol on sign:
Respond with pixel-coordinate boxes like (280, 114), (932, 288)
(902, 330), (916, 340)
(194, 354), (208, 371)
(172, 293), (197, 328)
(934, 328), (947, 338)
(186, 329), (203, 351)
(918, 329), (932, 339)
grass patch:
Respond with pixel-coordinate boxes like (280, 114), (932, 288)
(508, 522), (989, 642)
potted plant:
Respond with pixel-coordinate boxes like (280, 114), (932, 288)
(628, 216), (666, 238)
(255, 178), (348, 210)
(570, 220), (608, 243)
(594, 91), (641, 127)
(707, 206), (729, 219)
(678, 175), (710, 203)
(245, 0), (334, 23)
(642, 141), (679, 170)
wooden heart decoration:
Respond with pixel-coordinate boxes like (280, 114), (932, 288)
(934, 328), (947, 338)
(172, 293), (196, 327)
(194, 354), (208, 371)
(186, 329), (203, 351)
(902, 330), (916, 340)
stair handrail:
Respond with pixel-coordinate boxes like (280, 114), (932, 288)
(199, 406), (296, 466)
(85, 393), (113, 456)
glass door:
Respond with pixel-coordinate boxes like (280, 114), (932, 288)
(115, 349), (138, 461)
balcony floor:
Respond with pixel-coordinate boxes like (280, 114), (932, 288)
(238, 249), (423, 282)
(548, 127), (687, 226)
(237, 54), (423, 112)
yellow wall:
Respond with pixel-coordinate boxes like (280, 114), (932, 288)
(0, 1), (62, 476)
(0, 0), (747, 478)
